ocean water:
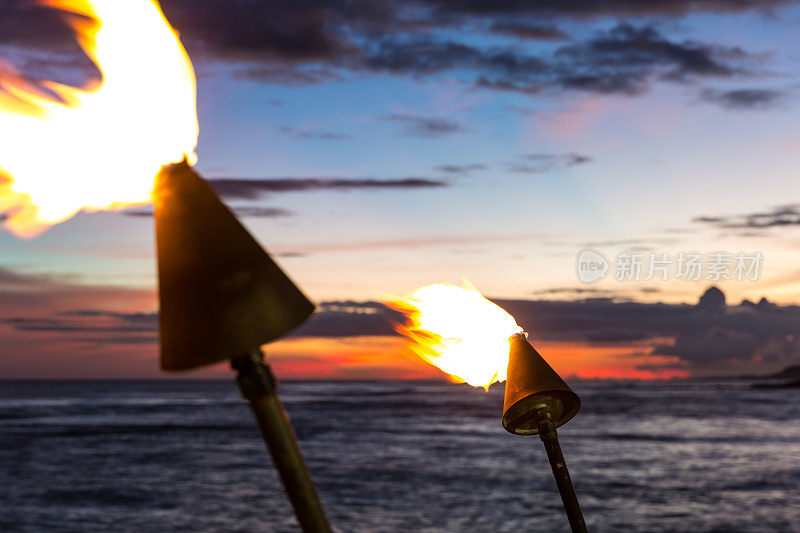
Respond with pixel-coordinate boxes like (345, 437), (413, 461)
(0, 379), (798, 532)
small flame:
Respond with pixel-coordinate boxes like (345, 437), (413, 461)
(0, 0), (198, 236)
(388, 281), (523, 389)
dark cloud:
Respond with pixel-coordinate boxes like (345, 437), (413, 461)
(364, 38), (548, 79)
(4, 311), (156, 335)
(207, 176), (446, 200)
(381, 113), (466, 137)
(276, 252), (307, 258)
(233, 64), (345, 85)
(693, 203), (800, 231)
(290, 301), (402, 338)
(552, 24), (749, 94)
(474, 77), (543, 95)
(532, 287), (614, 297)
(2, 312), (158, 344)
(489, 22), (569, 41)
(124, 206), (293, 218)
(159, 0), (362, 63)
(532, 286), (663, 299)
(697, 286), (726, 311)
(0, 2), (772, 101)
(0, 2), (80, 49)
(700, 88), (785, 109)
(229, 206), (295, 218)
(507, 152), (592, 174)
(365, 39), (501, 73)
(154, 0), (793, 67)
(61, 309), (158, 323)
(121, 208), (156, 217)
(366, 24), (755, 96)
(502, 288), (800, 375)
(280, 126), (353, 140)
(419, 0), (793, 18)
(434, 163), (487, 174)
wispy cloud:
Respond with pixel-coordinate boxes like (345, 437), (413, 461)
(125, 205), (294, 218)
(434, 163), (487, 174)
(3, 310), (158, 345)
(694, 203), (800, 232)
(207, 176), (446, 200)
(381, 114), (466, 137)
(506, 152), (592, 174)
(280, 126), (353, 140)
(700, 88), (786, 110)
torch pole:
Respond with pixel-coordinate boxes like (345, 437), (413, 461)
(535, 408), (587, 533)
(232, 350), (332, 533)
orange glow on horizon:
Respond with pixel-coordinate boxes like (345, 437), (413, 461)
(534, 339), (689, 380)
(264, 336), (689, 382)
(265, 336), (441, 380)
(0, 0), (198, 236)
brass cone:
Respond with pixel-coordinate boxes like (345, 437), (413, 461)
(154, 161), (315, 371)
(502, 333), (580, 435)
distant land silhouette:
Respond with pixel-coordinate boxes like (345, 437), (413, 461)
(752, 364), (800, 389)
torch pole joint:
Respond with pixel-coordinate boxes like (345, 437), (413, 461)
(232, 350), (277, 400)
(535, 407), (588, 533)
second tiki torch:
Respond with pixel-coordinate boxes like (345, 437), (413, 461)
(388, 283), (588, 533)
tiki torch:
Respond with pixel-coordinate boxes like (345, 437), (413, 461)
(503, 333), (587, 533)
(388, 282), (588, 532)
(153, 161), (332, 532)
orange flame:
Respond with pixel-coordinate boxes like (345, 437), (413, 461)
(0, 0), (198, 236)
(387, 281), (523, 389)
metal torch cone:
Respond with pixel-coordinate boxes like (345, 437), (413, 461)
(153, 161), (331, 533)
(503, 333), (587, 533)
(502, 334), (580, 435)
(154, 160), (314, 371)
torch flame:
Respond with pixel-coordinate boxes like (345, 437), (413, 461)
(388, 281), (523, 389)
(0, 0), (198, 236)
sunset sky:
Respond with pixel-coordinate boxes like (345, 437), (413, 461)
(3, 0), (800, 380)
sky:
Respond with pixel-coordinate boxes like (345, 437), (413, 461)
(2, 0), (800, 380)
